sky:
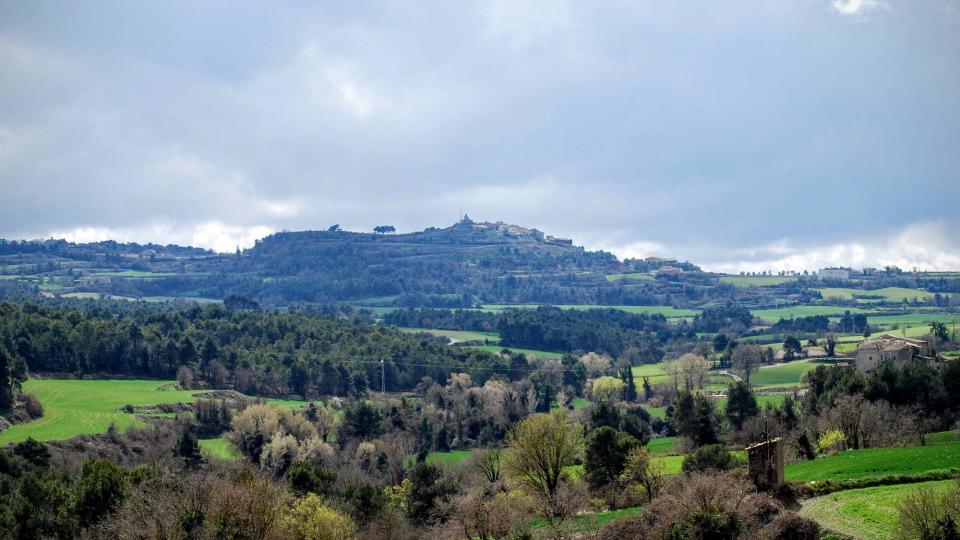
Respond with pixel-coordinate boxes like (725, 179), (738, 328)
(1, 0), (958, 273)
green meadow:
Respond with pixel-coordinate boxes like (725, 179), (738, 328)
(815, 287), (942, 303)
(199, 437), (239, 460)
(398, 327), (500, 343)
(800, 480), (956, 539)
(785, 443), (960, 483)
(605, 273), (654, 282)
(749, 359), (817, 388)
(751, 305), (875, 323)
(720, 275), (797, 287)
(0, 379), (212, 445)
(458, 344), (564, 359)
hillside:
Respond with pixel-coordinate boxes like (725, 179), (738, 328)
(0, 218), (701, 307)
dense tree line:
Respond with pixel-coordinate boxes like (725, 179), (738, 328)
(0, 302), (514, 397)
(495, 306), (672, 359)
(772, 315), (830, 333)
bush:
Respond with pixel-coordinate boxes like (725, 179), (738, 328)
(23, 393), (43, 418)
(681, 444), (741, 474)
(598, 513), (652, 540)
(898, 478), (960, 540)
(282, 493), (356, 540)
(759, 512), (820, 540)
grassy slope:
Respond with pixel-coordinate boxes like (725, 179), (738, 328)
(199, 437), (239, 460)
(459, 344), (564, 359)
(751, 305), (875, 323)
(785, 443), (960, 483)
(749, 359), (816, 388)
(0, 379), (212, 445)
(398, 327), (500, 342)
(799, 480), (955, 540)
(814, 287), (941, 302)
(721, 275), (797, 287)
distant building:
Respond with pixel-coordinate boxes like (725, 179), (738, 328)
(656, 266), (683, 277)
(545, 235), (573, 246)
(855, 334), (932, 372)
(819, 267), (850, 280)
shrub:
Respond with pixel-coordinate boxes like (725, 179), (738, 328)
(598, 513), (652, 540)
(897, 478), (960, 540)
(282, 493), (356, 540)
(681, 444), (741, 474)
(23, 393), (43, 418)
(759, 511), (820, 540)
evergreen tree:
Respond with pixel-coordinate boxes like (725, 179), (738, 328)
(0, 345), (13, 411)
(173, 427), (202, 468)
(621, 365), (637, 402)
(724, 381), (759, 431)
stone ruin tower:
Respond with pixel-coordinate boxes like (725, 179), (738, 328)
(747, 434), (785, 491)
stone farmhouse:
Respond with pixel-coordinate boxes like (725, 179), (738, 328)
(855, 334), (932, 372)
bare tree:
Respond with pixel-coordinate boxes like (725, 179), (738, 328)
(732, 344), (762, 384)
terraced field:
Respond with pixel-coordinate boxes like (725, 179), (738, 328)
(814, 287), (941, 303)
(751, 305), (875, 323)
(800, 480), (956, 539)
(720, 275), (797, 287)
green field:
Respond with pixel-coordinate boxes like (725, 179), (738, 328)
(398, 327), (500, 343)
(712, 394), (787, 411)
(720, 275), (797, 287)
(800, 480), (956, 539)
(749, 359), (817, 388)
(632, 362), (670, 384)
(648, 436), (680, 455)
(751, 305), (875, 323)
(785, 443), (960, 483)
(606, 273), (654, 282)
(815, 287), (942, 303)
(92, 270), (178, 278)
(459, 345), (564, 359)
(0, 379), (213, 445)
(199, 437), (239, 460)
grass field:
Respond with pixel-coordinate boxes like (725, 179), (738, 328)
(720, 275), (797, 287)
(713, 394), (787, 411)
(199, 437), (239, 460)
(632, 362), (670, 384)
(799, 480), (956, 539)
(605, 273), (654, 282)
(0, 379), (213, 445)
(648, 436), (680, 454)
(398, 327), (500, 343)
(751, 305), (875, 323)
(815, 287), (942, 303)
(749, 360), (816, 388)
(92, 270), (178, 278)
(459, 344), (564, 359)
(785, 443), (960, 483)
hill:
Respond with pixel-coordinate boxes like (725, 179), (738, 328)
(0, 218), (701, 307)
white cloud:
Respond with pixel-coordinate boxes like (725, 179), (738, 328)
(45, 221), (274, 253)
(832, 0), (888, 16)
(692, 221), (960, 273)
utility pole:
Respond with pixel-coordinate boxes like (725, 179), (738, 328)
(380, 358), (385, 394)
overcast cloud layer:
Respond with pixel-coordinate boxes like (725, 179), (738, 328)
(1, 0), (958, 272)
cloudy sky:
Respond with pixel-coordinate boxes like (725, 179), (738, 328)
(1, 0), (958, 272)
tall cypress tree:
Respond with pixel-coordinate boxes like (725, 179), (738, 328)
(0, 345), (14, 411)
(621, 366), (637, 402)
